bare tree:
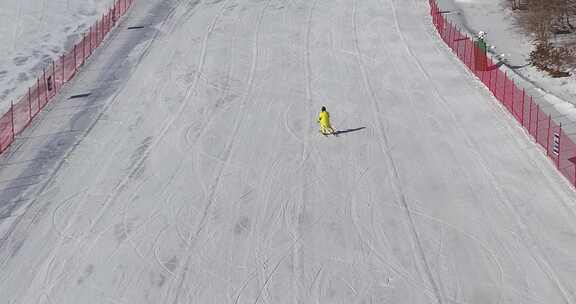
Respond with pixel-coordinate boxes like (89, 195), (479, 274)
(512, 0), (576, 76)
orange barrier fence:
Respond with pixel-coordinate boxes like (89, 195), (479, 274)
(0, 0), (134, 153)
(430, 0), (576, 187)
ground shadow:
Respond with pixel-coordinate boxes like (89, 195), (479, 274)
(487, 60), (530, 71)
(333, 127), (366, 136)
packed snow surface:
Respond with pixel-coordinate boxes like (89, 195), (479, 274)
(1, 0), (576, 303)
(439, 0), (576, 123)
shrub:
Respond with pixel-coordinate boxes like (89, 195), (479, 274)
(529, 41), (573, 77)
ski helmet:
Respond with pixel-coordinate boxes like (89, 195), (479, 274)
(321, 106), (326, 111)
(478, 31), (486, 38)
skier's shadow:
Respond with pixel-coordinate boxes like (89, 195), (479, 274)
(333, 127), (366, 136)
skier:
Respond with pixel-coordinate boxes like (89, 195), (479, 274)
(317, 106), (335, 135)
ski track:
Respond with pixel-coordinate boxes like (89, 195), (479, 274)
(32, 1), (206, 297)
(381, 0), (507, 302)
(388, 0), (576, 303)
(0, 0), (176, 273)
(1, 0), (576, 303)
(161, 0), (266, 302)
(350, 0), (445, 303)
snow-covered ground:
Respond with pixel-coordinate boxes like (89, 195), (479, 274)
(0, 0), (115, 111)
(1, 0), (576, 303)
(437, 0), (576, 120)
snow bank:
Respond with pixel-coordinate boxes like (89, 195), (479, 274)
(0, 0), (116, 110)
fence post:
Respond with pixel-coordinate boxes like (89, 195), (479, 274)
(448, 22), (453, 49)
(82, 33), (86, 65)
(547, 114), (551, 156)
(455, 28), (460, 58)
(43, 69), (48, 106)
(536, 104), (540, 143)
(37, 78), (41, 112)
(462, 36), (468, 66)
(528, 97), (533, 134)
(468, 39), (474, 69)
(468, 37), (474, 69)
(101, 15), (104, 41)
(28, 87), (32, 120)
(11, 101), (14, 141)
(89, 26), (93, 54)
(464, 38), (470, 68)
(51, 60), (56, 94)
(74, 44), (77, 70)
(487, 65), (493, 93)
(557, 123), (562, 168)
(96, 20), (99, 45)
(511, 81), (516, 119)
(494, 69), (502, 102)
(61, 54), (65, 83)
(521, 88), (525, 126)
(507, 78), (516, 117)
(504, 72), (509, 105)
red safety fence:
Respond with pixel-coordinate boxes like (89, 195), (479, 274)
(429, 0), (576, 188)
(0, 0), (134, 153)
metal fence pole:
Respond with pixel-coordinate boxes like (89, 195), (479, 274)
(28, 88), (32, 120)
(37, 78), (40, 112)
(61, 54), (65, 83)
(89, 26), (93, 54)
(10, 101), (14, 141)
(448, 22), (453, 49)
(468, 39), (473, 69)
(52, 60), (56, 94)
(504, 72), (509, 108)
(488, 64), (493, 92)
(43, 69), (48, 106)
(74, 44), (77, 70)
(82, 33), (86, 65)
(521, 88), (525, 126)
(511, 81), (516, 119)
(536, 104), (540, 143)
(558, 123), (562, 168)
(547, 114), (552, 156)
(528, 97), (533, 134)
(101, 15), (104, 42)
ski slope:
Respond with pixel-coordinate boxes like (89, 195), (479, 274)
(0, 0), (116, 111)
(1, 0), (576, 303)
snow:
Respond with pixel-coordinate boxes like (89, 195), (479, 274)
(0, 0), (116, 111)
(437, 0), (576, 127)
(0, 0), (576, 303)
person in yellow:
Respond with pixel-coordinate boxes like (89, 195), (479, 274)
(317, 106), (335, 135)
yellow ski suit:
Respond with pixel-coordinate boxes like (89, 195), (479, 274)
(317, 110), (334, 134)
